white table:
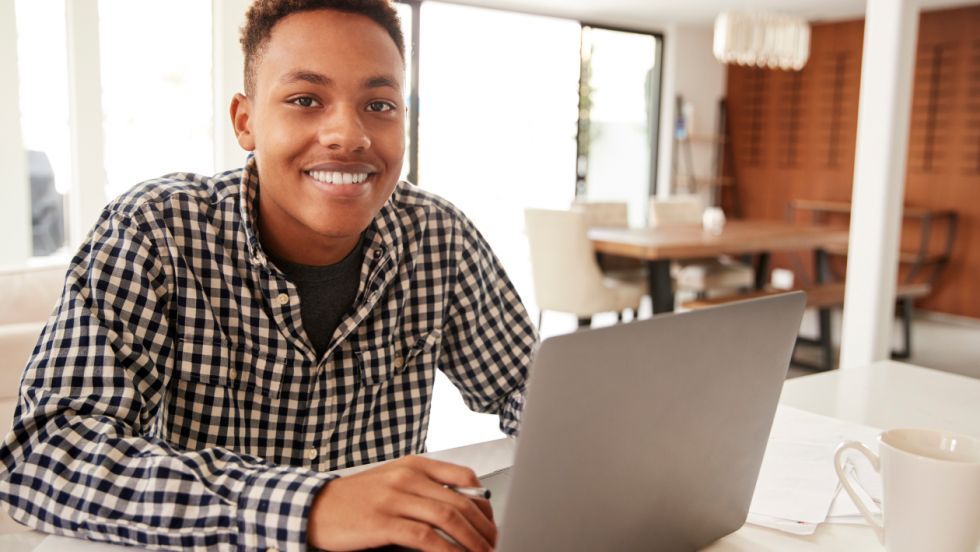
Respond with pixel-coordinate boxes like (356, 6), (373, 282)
(705, 360), (980, 552)
(5, 360), (980, 551)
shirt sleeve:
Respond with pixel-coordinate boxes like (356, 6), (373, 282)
(0, 206), (333, 552)
(439, 215), (540, 437)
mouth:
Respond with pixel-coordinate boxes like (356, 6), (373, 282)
(306, 170), (370, 185)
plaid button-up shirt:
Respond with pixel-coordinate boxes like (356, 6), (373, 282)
(0, 157), (537, 552)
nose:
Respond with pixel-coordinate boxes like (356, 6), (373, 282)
(318, 105), (371, 152)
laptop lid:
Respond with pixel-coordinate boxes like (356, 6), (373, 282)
(496, 292), (806, 552)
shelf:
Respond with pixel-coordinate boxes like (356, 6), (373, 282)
(677, 134), (726, 144)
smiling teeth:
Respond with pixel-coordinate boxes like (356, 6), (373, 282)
(308, 171), (369, 184)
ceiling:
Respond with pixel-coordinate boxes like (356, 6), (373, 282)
(439, 0), (980, 30)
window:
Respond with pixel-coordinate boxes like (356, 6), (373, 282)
(98, 0), (213, 198)
(395, 1), (415, 183)
(416, 2), (582, 450)
(577, 27), (661, 228)
(14, 0), (72, 258)
(399, 3), (662, 450)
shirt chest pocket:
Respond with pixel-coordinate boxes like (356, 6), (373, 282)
(175, 338), (284, 400)
(356, 330), (442, 386)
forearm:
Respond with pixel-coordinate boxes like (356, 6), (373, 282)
(0, 398), (334, 552)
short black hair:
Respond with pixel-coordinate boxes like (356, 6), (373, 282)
(240, 0), (405, 97)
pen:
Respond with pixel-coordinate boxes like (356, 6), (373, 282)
(446, 485), (491, 500)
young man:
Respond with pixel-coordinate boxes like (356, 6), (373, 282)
(0, 1), (537, 551)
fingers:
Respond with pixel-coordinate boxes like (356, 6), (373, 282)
(399, 456), (495, 521)
(386, 518), (472, 552)
(384, 463), (496, 551)
(414, 483), (496, 549)
(402, 455), (483, 488)
(306, 456), (497, 552)
(472, 497), (493, 522)
(393, 494), (495, 552)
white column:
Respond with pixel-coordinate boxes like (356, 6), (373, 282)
(66, 0), (108, 245)
(839, 0), (919, 369)
(212, 0), (251, 173)
(0, 0), (32, 266)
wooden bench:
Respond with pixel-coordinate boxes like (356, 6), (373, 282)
(682, 282), (933, 371)
(785, 200), (957, 288)
(684, 201), (956, 371)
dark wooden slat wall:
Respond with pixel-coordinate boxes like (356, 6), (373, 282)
(724, 6), (980, 320)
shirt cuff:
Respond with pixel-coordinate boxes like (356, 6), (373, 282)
(499, 390), (525, 437)
(236, 464), (335, 552)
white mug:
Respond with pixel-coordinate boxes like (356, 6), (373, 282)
(702, 207), (726, 234)
(834, 428), (980, 552)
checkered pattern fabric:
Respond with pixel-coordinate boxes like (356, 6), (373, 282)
(0, 157), (538, 552)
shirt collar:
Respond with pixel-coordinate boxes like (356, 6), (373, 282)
(239, 155), (266, 267)
(238, 155), (406, 269)
(362, 188), (405, 267)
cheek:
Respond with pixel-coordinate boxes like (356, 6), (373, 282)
(253, 113), (311, 165)
(375, 123), (407, 161)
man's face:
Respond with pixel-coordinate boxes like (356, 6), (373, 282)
(234, 9), (406, 260)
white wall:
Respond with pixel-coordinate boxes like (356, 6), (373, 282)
(673, 25), (727, 138)
(213, 0), (251, 173)
(656, 24), (727, 202)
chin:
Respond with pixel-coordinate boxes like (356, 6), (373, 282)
(310, 219), (372, 240)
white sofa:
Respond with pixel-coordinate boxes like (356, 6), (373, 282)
(0, 263), (68, 534)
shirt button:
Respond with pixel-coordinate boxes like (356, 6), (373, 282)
(277, 293), (290, 305)
(307, 447), (318, 460)
(393, 356), (405, 369)
(229, 368), (238, 380)
(373, 249), (382, 259)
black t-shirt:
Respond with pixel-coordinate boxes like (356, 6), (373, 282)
(264, 235), (364, 359)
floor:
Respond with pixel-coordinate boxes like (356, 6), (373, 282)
(425, 301), (980, 452)
(787, 308), (980, 379)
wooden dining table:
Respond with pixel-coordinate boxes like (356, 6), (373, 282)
(588, 220), (850, 314)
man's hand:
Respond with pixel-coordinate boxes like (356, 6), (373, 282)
(307, 455), (496, 552)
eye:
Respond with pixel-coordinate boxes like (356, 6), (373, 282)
(367, 101), (395, 112)
(290, 97), (321, 108)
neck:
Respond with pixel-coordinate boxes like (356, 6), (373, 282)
(258, 208), (361, 267)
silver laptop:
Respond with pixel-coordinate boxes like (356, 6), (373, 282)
(392, 292), (806, 552)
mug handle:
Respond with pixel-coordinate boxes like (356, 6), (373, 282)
(834, 441), (884, 544)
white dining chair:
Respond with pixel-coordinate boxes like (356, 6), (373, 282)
(525, 208), (646, 330)
(648, 196), (754, 296)
(569, 201), (645, 279)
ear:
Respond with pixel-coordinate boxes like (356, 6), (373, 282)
(230, 93), (256, 151)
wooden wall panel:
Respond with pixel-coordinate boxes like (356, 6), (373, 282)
(904, 6), (980, 317)
(725, 20), (863, 284)
(725, 7), (980, 319)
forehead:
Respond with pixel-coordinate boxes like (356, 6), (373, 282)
(256, 9), (404, 88)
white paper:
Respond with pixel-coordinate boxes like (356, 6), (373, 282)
(768, 404), (883, 451)
(748, 439), (841, 523)
(745, 512), (819, 535)
(746, 405), (885, 532)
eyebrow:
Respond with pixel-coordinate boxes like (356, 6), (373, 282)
(278, 70), (401, 92)
(279, 70), (332, 87)
(363, 75), (400, 91)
